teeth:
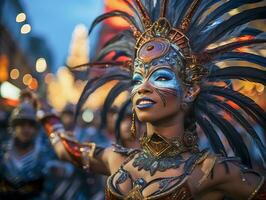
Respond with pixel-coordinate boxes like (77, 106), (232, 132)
(139, 100), (153, 105)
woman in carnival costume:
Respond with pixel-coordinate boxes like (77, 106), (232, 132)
(40, 0), (266, 199)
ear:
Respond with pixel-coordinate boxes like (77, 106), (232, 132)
(183, 84), (200, 103)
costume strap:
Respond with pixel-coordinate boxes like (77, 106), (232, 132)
(248, 176), (265, 200)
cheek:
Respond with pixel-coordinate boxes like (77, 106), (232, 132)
(152, 79), (178, 90)
(24, 127), (36, 135)
(151, 78), (183, 97)
(159, 88), (182, 109)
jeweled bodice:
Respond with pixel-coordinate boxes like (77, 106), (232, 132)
(105, 149), (209, 200)
(106, 176), (193, 200)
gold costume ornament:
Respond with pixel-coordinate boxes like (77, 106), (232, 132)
(140, 132), (199, 158)
(130, 111), (137, 138)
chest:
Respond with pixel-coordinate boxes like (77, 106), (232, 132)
(106, 159), (195, 200)
(107, 147), (208, 199)
(106, 171), (193, 200)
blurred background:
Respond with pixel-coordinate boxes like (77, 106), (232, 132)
(0, 3), (134, 199)
(0, 0), (133, 115)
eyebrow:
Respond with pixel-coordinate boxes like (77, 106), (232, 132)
(132, 73), (143, 79)
(134, 65), (174, 78)
(133, 71), (143, 77)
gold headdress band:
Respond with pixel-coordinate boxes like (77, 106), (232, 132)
(131, 0), (207, 85)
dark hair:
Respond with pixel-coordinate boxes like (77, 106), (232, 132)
(11, 119), (39, 128)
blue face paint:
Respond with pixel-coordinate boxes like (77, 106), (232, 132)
(149, 69), (180, 91)
(132, 68), (182, 93)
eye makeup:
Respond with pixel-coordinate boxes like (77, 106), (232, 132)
(132, 67), (182, 93)
(148, 68), (178, 90)
(131, 66), (183, 108)
(132, 73), (144, 91)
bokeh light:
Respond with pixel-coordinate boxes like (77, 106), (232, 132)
(45, 73), (54, 84)
(10, 69), (20, 80)
(21, 24), (31, 34)
(0, 81), (21, 100)
(16, 13), (26, 23)
(36, 58), (47, 72)
(23, 74), (32, 85)
(28, 78), (38, 90)
(82, 109), (94, 123)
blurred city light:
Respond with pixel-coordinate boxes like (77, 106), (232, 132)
(16, 12), (26, 23)
(82, 109), (94, 123)
(0, 55), (9, 82)
(10, 69), (20, 80)
(0, 81), (21, 100)
(36, 58), (47, 72)
(21, 24), (31, 34)
(44, 73), (54, 84)
(28, 78), (38, 90)
(67, 24), (89, 67)
(23, 74), (32, 85)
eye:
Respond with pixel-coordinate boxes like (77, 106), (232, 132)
(132, 74), (143, 85)
(155, 76), (171, 81)
(133, 79), (142, 85)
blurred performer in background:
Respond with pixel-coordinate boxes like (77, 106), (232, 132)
(112, 104), (141, 148)
(0, 108), (9, 144)
(60, 103), (76, 134)
(117, 107), (140, 148)
(39, 0), (266, 199)
(0, 99), (56, 199)
(0, 92), (94, 200)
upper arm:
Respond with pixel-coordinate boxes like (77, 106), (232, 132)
(103, 144), (139, 175)
(102, 147), (127, 174)
(210, 158), (264, 199)
(91, 146), (125, 175)
(191, 156), (264, 200)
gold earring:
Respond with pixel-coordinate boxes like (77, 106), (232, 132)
(130, 111), (136, 138)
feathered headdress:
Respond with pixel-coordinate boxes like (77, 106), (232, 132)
(74, 0), (266, 167)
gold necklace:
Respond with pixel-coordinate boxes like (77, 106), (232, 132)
(140, 132), (199, 158)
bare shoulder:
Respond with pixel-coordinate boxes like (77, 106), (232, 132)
(105, 144), (140, 174)
(188, 152), (220, 197)
(189, 153), (265, 200)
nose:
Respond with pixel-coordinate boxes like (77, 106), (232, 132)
(137, 81), (153, 95)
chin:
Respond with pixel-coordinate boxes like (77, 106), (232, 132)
(136, 109), (161, 123)
(136, 106), (180, 124)
(136, 110), (149, 121)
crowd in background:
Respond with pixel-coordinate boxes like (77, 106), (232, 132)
(0, 90), (141, 200)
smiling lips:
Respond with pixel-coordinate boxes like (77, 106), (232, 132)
(136, 97), (156, 109)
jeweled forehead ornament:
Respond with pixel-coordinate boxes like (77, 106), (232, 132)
(135, 37), (184, 72)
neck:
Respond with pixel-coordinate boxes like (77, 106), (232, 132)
(146, 112), (185, 139)
(123, 139), (140, 149)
